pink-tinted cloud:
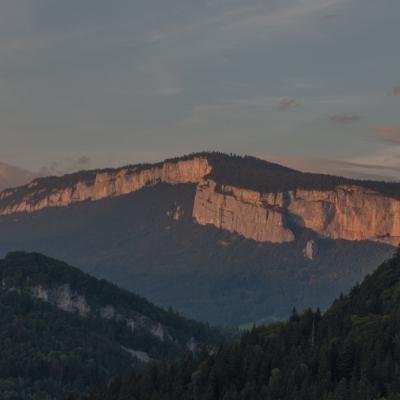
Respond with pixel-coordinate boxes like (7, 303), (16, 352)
(329, 114), (361, 124)
(374, 127), (400, 144)
(278, 98), (301, 110)
(392, 87), (400, 96)
(266, 155), (400, 181)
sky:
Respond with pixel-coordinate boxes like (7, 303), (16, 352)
(0, 0), (399, 180)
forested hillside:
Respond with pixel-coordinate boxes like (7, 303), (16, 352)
(0, 252), (222, 400)
(87, 251), (400, 400)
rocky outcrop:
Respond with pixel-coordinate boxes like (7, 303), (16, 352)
(32, 284), (91, 316)
(0, 157), (211, 216)
(167, 204), (184, 221)
(31, 284), (170, 341)
(193, 180), (400, 245)
(193, 180), (294, 243)
(287, 186), (400, 245)
(304, 240), (319, 260)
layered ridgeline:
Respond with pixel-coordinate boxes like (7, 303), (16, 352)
(0, 252), (222, 400)
(0, 153), (398, 325)
(86, 252), (400, 400)
(1, 153), (400, 244)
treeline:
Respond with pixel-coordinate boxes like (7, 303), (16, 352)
(86, 253), (400, 400)
(205, 152), (400, 198)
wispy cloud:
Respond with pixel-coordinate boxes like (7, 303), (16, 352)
(267, 155), (400, 181)
(348, 146), (400, 181)
(373, 127), (400, 144)
(278, 98), (302, 110)
(329, 114), (362, 124)
(390, 86), (400, 96)
(323, 14), (337, 20)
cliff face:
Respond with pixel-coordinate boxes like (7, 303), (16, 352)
(287, 186), (400, 244)
(0, 157), (211, 216)
(1, 154), (399, 246)
(193, 180), (294, 243)
(192, 180), (400, 245)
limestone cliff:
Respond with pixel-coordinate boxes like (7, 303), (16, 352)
(1, 153), (400, 246)
(287, 186), (400, 245)
(0, 157), (211, 216)
(193, 180), (294, 243)
(192, 179), (400, 245)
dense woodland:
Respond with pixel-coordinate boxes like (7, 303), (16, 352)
(0, 253), (223, 400)
(203, 152), (400, 198)
(0, 252), (220, 345)
(86, 251), (400, 400)
(0, 289), (133, 399)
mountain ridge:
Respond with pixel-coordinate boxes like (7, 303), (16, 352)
(2, 152), (399, 245)
(3, 151), (400, 205)
(0, 153), (398, 325)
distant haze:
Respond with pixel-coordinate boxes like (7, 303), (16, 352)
(0, 162), (36, 190)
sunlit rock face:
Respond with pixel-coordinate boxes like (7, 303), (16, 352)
(0, 157), (211, 215)
(193, 181), (400, 245)
(287, 186), (400, 245)
(1, 154), (400, 246)
(192, 180), (294, 243)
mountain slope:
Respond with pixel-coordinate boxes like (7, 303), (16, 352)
(0, 152), (398, 325)
(87, 251), (400, 400)
(0, 252), (222, 400)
